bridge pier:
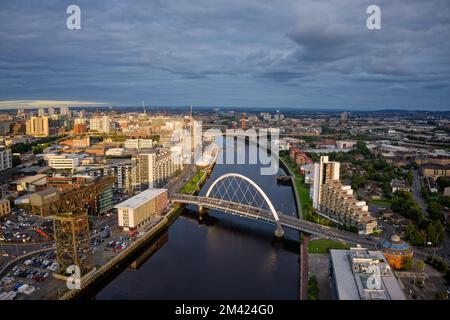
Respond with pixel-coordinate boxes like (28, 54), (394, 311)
(274, 223), (285, 238)
(198, 206), (207, 221)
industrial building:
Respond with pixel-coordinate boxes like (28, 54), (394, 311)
(115, 188), (168, 231)
(329, 247), (406, 300)
(311, 156), (377, 234)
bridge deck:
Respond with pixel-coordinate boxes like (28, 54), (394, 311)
(171, 194), (377, 247)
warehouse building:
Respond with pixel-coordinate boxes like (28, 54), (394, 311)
(115, 188), (168, 231)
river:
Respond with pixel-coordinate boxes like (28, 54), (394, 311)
(96, 141), (300, 299)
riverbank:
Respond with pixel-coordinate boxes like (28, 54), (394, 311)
(60, 206), (185, 300)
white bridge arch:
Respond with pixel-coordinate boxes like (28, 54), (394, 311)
(205, 173), (280, 222)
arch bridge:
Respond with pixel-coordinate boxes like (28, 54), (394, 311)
(171, 173), (376, 246)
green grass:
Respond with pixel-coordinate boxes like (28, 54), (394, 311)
(180, 170), (204, 194)
(280, 154), (311, 212)
(308, 238), (350, 254)
(307, 276), (319, 300)
(368, 199), (391, 207)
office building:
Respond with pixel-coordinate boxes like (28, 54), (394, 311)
(311, 156), (377, 234)
(25, 116), (49, 137)
(46, 154), (81, 170)
(38, 108), (45, 116)
(329, 247), (406, 300)
(115, 188), (168, 231)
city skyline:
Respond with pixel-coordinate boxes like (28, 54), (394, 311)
(1, 0), (449, 110)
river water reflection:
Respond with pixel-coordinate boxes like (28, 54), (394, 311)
(96, 143), (299, 299)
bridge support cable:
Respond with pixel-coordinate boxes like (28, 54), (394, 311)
(205, 173), (284, 238)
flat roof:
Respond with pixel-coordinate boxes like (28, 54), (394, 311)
(114, 188), (167, 209)
(13, 174), (47, 184)
(330, 249), (406, 300)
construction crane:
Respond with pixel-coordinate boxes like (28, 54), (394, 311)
(32, 176), (115, 277)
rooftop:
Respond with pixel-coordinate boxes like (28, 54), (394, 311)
(330, 249), (406, 300)
(114, 188), (167, 209)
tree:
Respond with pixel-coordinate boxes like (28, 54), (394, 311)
(436, 177), (450, 191)
(12, 155), (22, 167)
(402, 257), (413, 270)
(428, 201), (444, 221)
(407, 171), (413, 186)
(415, 260), (425, 272)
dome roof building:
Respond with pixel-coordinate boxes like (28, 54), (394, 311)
(381, 235), (413, 270)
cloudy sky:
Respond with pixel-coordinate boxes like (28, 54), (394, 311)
(0, 0), (449, 110)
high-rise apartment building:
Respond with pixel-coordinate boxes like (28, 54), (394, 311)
(90, 116), (111, 133)
(0, 120), (11, 136)
(131, 149), (181, 191)
(0, 147), (12, 171)
(311, 156), (377, 234)
(25, 116), (49, 137)
(60, 106), (70, 116)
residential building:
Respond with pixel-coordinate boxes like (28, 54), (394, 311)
(90, 115), (111, 133)
(329, 247), (406, 300)
(0, 147), (12, 171)
(124, 138), (154, 149)
(60, 106), (70, 116)
(0, 198), (11, 217)
(0, 120), (11, 136)
(421, 163), (450, 177)
(25, 116), (49, 137)
(311, 156), (377, 234)
(115, 188), (168, 231)
(82, 160), (133, 193)
(391, 178), (411, 193)
(131, 149), (181, 191)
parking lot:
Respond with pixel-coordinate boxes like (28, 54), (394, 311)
(0, 208), (53, 244)
(0, 251), (61, 300)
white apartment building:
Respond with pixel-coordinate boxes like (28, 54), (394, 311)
(0, 147), (12, 171)
(311, 156), (377, 234)
(89, 116), (111, 133)
(131, 149), (182, 190)
(124, 139), (154, 149)
(45, 154), (81, 170)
